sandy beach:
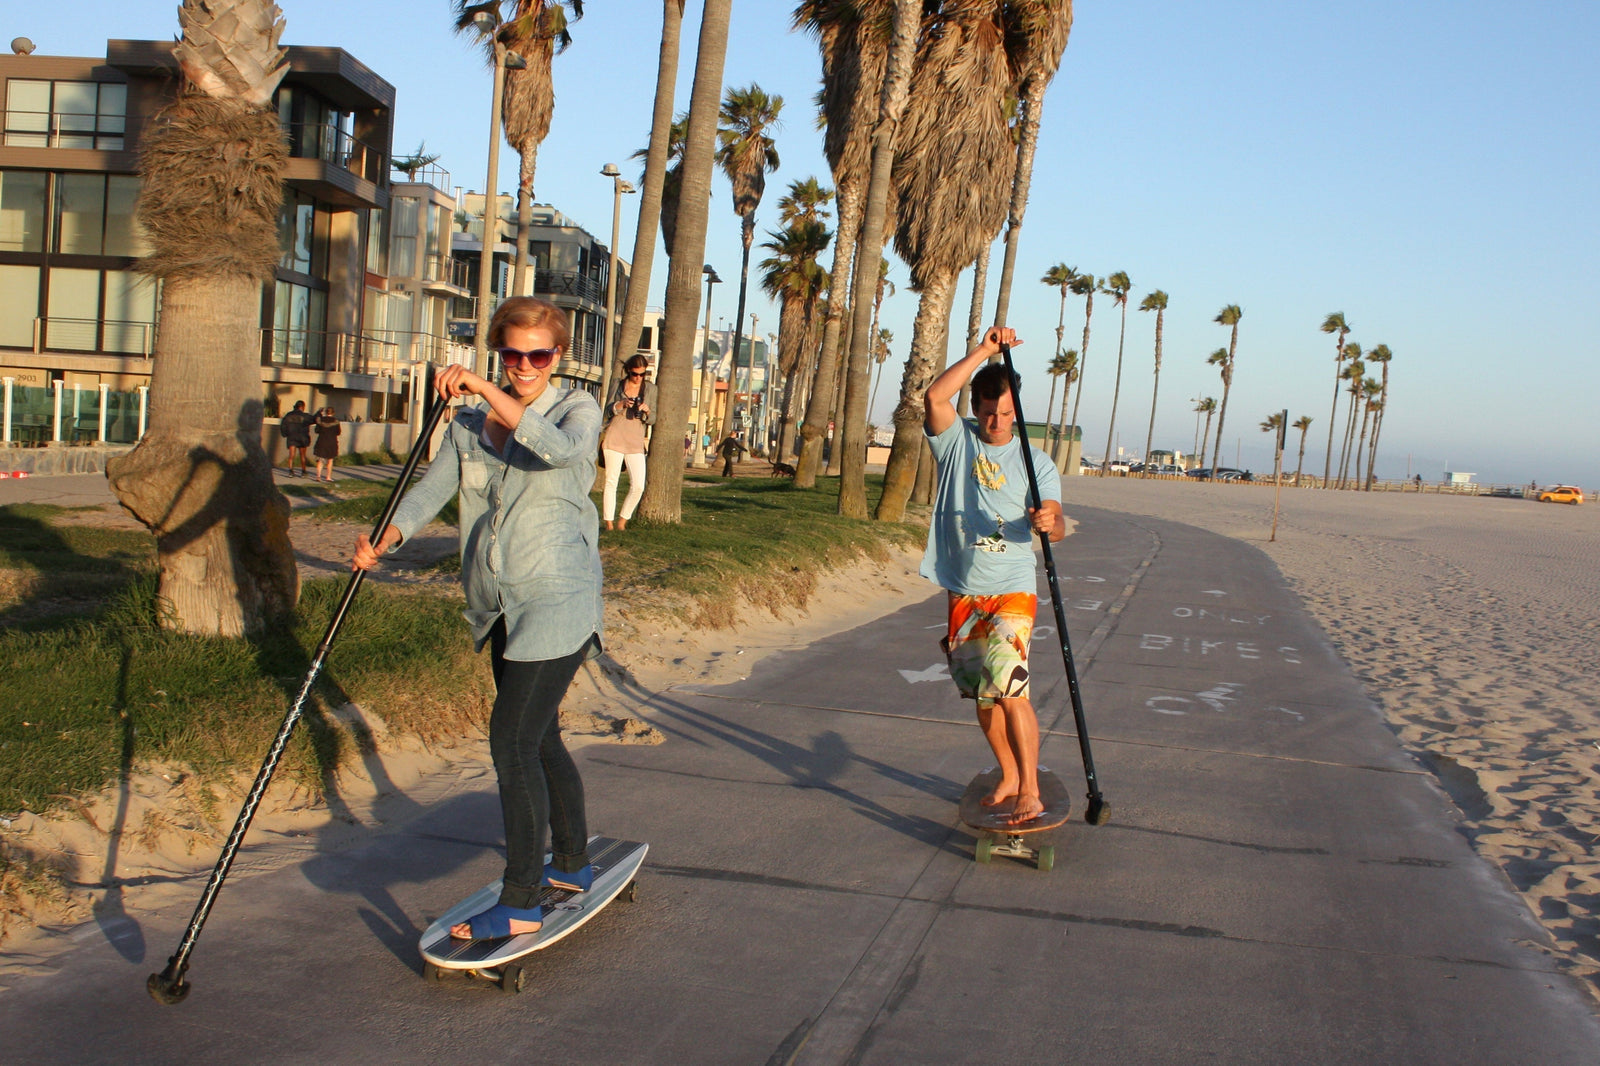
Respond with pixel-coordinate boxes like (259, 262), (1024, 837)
(1061, 476), (1600, 983)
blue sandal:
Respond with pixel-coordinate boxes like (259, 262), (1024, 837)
(451, 902), (543, 941)
(541, 862), (594, 892)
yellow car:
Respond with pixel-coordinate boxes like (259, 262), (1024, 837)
(1537, 485), (1584, 504)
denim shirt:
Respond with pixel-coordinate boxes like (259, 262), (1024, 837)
(388, 386), (603, 662)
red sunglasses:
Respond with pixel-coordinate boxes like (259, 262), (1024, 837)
(494, 345), (559, 369)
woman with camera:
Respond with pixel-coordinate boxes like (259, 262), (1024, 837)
(600, 354), (656, 531)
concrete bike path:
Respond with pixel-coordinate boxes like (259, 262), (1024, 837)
(2, 504), (1596, 1064)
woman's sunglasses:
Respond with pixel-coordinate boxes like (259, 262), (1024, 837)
(494, 345), (559, 369)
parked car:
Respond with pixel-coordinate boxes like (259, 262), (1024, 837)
(1186, 467), (1250, 481)
(1106, 460), (1131, 474)
(1537, 485), (1584, 504)
(1144, 463), (1184, 475)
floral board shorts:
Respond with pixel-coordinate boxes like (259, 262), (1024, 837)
(941, 591), (1037, 708)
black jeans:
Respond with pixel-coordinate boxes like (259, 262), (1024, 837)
(488, 622), (592, 909)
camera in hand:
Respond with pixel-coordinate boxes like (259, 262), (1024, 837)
(623, 394), (643, 420)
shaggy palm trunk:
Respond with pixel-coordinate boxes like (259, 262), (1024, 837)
(613, 0), (684, 384)
(875, 268), (957, 520)
(1100, 301), (1128, 473)
(639, 0), (731, 523)
(106, 7), (295, 636)
(1143, 308), (1163, 468)
(795, 181), (862, 486)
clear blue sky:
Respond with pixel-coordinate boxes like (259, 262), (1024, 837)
(30, 1), (1599, 484)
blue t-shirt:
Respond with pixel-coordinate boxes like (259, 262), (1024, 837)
(920, 418), (1062, 595)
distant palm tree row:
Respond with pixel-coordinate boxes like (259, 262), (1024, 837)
(1318, 313), (1395, 489)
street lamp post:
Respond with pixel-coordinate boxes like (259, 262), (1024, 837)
(472, 12), (523, 377)
(693, 265), (721, 467)
(598, 163), (636, 403)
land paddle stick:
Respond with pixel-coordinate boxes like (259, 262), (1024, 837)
(148, 382), (450, 1004)
(998, 342), (1109, 825)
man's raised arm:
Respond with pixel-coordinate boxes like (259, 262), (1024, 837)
(923, 326), (1019, 436)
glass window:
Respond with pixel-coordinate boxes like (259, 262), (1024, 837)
(0, 170), (47, 252)
(46, 267), (101, 350)
(391, 195), (418, 277)
(102, 270), (157, 354)
(103, 175), (146, 257)
(53, 82), (98, 146)
(56, 173), (107, 254)
(364, 207), (388, 276)
(0, 264), (41, 347)
(3, 80), (49, 146)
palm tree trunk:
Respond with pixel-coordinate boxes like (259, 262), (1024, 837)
(795, 181), (862, 486)
(1323, 360), (1342, 486)
(958, 249), (990, 417)
(639, 0), (732, 523)
(1055, 374), (1073, 469)
(1201, 411), (1214, 472)
(1067, 290), (1093, 458)
(875, 266), (958, 520)
(989, 77), (1046, 328)
(1209, 374), (1231, 477)
(1295, 426), (1308, 483)
(512, 146), (538, 298)
(1143, 308), (1163, 469)
(826, 309), (853, 476)
(613, 0), (683, 388)
(1100, 301), (1128, 473)
(1354, 398), (1372, 487)
(718, 222), (754, 442)
(1337, 384), (1359, 488)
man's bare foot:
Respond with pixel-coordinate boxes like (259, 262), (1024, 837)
(981, 778), (1020, 807)
(1006, 791), (1044, 824)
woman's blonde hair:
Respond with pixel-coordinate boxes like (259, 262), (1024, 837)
(489, 297), (571, 404)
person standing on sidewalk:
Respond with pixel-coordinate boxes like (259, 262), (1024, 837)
(279, 400), (313, 477)
(718, 431), (746, 477)
(312, 408), (341, 482)
(922, 326), (1066, 824)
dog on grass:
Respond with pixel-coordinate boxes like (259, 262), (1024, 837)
(770, 462), (796, 478)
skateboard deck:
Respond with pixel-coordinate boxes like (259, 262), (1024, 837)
(958, 768), (1072, 870)
(418, 835), (646, 992)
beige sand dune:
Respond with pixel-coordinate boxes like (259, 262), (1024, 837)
(1063, 477), (1600, 986)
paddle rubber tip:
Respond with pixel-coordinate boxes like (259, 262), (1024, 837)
(146, 970), (190, 1005)
(1085, 797), (1111, 826)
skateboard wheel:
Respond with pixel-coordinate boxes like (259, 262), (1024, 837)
(624, 880), (638, 903)
(975, 837), (993, 864)
(1037, 845), (1055, 872)
(424, 962), (445, 983)
(500, 962), (526, 994)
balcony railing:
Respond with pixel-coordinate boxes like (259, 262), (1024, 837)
(5, 317), (155, 357)
(391, 162), (453, 189)
(423, 254), (472, 291)
(284, 121), (385, 184)
(533, 269), (606, 305)
(2, 108), (125, 150)
(261, 327), (474, 375)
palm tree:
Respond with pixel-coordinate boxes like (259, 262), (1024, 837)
(1196, 397), (1217, 471)
(777, 175), (833, 225)
(1043, 351), (1071, 459)
(1292, 414), (1313, 484)
(1352, 376), (1380, 488)
(1205, 349), (1229, 465)
(877, 0), (1017, 519)
(631, 114), (689, 256)
(1055, 349), (1080, 462)
(1139, 288), (1168, 469)
(793, 0), (893, 490)
(1098, 271), (1134, 474)
(105, 0), (296, 635)
(639, 0), (733, 524)
(760, 218), (832, 474)
(869, 327), (892, 416)
(613, 1), (686, 391)
(1319, 311), (1350, 486)
(715, 84), (783, 443)
(1064, 272), (1098, 463)
(1335, 352), (1365, 488)
(1208, 304), (1242, 477)
(454, 1), (583, 298)
(989, 1), (1075, 325)
(839, 0), (921, 517)
(392, 141), (441, 180)
(1364, 343), (1392, 489)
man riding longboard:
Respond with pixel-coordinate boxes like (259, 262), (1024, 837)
(922, 326), (1067, 824)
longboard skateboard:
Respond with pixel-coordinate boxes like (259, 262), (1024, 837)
(958, 767), (1072, 871)
(418, 835), (647, 993)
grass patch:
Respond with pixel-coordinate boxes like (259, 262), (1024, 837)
(300, 478), (459, 528)
(0, 504), (155, 621)
(0, 473), (920, 822)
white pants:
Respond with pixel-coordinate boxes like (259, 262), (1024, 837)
(602, 449), (647, 520)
